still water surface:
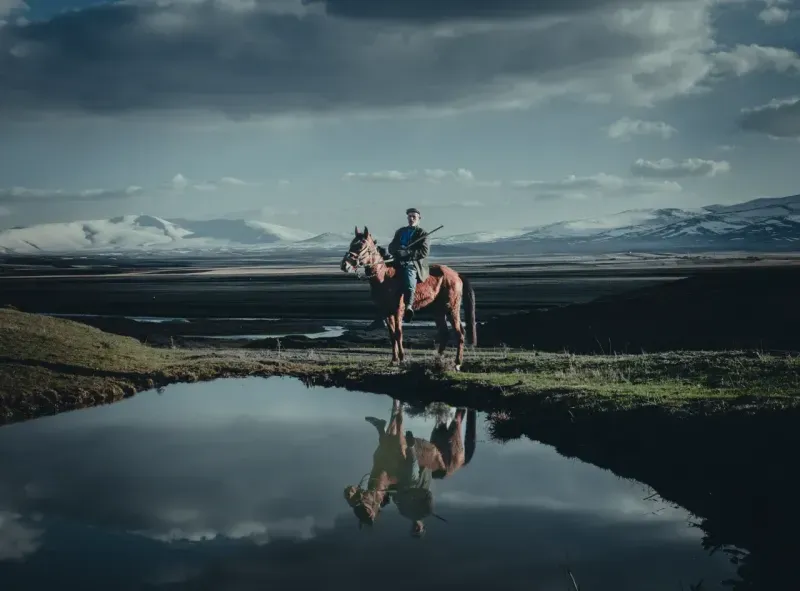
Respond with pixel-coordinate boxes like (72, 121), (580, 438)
(0, 377), (735, 590)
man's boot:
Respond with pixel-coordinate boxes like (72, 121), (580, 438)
(403, 289), (416, 322)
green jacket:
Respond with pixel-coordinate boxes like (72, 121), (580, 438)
(388, 226), (430, 282)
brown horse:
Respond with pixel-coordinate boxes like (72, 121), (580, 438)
(429, 407), (477, 480)
(340, 227), (477, 369)
(344, 399), (445, 527)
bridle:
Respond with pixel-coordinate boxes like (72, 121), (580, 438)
(343, 236), (388, 280)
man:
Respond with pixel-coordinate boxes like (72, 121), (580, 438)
(388, 208), (430, 323)
(389, 430), (434, 538)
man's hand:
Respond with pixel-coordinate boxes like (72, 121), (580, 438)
(394, 248), (410, 260)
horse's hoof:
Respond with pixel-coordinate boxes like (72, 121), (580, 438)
(454, 364), (461, 372)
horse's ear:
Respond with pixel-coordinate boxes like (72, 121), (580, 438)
(363, 226), (370, 237)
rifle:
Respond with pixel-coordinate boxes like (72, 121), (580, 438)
(384, 225), (443, 261)
(406, 224), (443, 249)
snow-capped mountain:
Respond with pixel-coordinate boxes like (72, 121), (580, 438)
(436, 194), (800, 254)
(1, 193), (798, 255)
(0, 215), (325, 253)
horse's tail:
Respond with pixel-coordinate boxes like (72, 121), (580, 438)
(459, 273), (477, 346)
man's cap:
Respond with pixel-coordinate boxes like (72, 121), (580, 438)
(406, 208), (421, 216)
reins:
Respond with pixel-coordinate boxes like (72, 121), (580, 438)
(343, 225), (444, 280)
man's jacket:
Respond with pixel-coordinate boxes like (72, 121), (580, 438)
(388, 226), (430, 282)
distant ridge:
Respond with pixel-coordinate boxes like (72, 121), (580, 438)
(1, 194), (799, 254)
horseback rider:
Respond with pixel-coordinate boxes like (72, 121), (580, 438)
(388, 208), (430, 323)
(388, 430), (435, 537)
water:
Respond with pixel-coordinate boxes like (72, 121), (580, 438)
(0, 377), (736, 590)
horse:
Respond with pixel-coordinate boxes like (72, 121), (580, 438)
(429, 407), (477, 480)
(344, 399), (446, 528)
(340, 226), (477, 369)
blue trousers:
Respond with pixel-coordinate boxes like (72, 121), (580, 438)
(399, 262), (417, 309)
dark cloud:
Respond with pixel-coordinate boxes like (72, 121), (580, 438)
(738, 96), (800, 138)
(305, 0), (682, 22)
(0, 0), (696, 119)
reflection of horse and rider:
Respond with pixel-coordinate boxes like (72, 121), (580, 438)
(344, 399), (476, 537)
(340, 207), (477, 370)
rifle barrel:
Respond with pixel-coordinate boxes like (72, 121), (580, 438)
(407, 224), (443, 248)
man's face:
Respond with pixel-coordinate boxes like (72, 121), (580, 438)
(407, 212), (420, 226)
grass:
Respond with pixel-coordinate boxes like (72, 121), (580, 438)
(2, 307), (799, 424)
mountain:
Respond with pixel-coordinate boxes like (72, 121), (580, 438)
(298, 232), (353, 245)
(436, 193), (800, 254)
(0, 215), (319, 254)
(1, 193), (798, 255)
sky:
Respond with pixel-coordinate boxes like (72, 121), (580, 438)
(0, 0), (798, 237)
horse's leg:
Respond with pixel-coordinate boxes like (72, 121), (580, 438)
(447, 305), (466, 371)
(386, 315), (400, 364)
(387, 399), (402, 435)
(434, 309), (449, 357)
(395, 311), (406, 363)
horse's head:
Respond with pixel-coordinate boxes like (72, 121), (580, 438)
(343, 485), (390, 529)
(340, 226), (385, 276)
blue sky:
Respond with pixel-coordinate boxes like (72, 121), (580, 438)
(0, 0), (798, 237)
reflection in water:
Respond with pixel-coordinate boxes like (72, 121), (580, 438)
(0, 377), (736, 590)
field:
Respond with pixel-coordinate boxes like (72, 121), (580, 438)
(2, 252), (800, 590)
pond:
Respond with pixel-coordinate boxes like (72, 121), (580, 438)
(0, 377), (736, 590)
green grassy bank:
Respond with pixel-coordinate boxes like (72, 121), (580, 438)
(1, 307), (799, 425)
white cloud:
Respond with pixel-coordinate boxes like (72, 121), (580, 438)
(738, 95), (800, 138)
(167, 174), (260, 192)
(509, 172), (683, 199)
(342, 168), (479, 184)
(171, 173), (190, 192)
(710, 43), (800, 77)
(607, 117), (678, 140)
(757, 0), (793, 25)
(0, 511), (42, 561)
(758, 6), (790, 24)
(631, 157), (731, 178)
(0, 0), (26, 19)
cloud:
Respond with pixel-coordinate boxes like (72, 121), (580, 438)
(168, 173), (260, 192)
(0, 511), (42, 561)
(607, 117), (678, 140)
(0, 185), (143, 204)
(342, 168), (478, 184)
(0, 174), (261, 210)
(0, 0), (796, 121)
(710, 43), (800, 77)
(758, 6), (791, 24)
(509, 172), (682, 199)
(757, 0), (793, 25)
(631, 157), (731, 178)
(303, 0), (690, 21)
(0, 0), (26, 20)
(170, 174), (190, 192)
(738, 95), (800, 138)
